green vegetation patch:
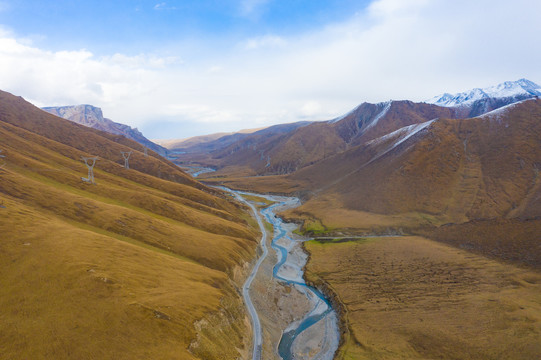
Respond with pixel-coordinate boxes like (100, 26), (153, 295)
(310, 237), (371, 245)
(300, 218), (331, 235)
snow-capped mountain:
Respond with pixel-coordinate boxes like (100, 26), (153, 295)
(426, 78), (541, 107)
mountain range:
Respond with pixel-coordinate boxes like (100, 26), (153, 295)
(189, 79), (541, 269)
(426, 78), (541, 107)
(171, 79), (541, 179)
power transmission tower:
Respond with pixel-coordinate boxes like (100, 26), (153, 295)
(121, 151), (132, 169)
(81, 156), (98, 184)
(0, 150), (5, 207)
(0, 149), (5, 169)
(0, 150), (6, 209)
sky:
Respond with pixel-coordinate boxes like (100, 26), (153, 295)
(0, 0), (540, 139)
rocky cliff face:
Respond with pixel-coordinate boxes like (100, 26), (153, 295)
(42, 105), (167, 156)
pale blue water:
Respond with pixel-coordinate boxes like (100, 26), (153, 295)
(261, 203), (334, 360)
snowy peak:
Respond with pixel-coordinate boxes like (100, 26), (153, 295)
(426, 78), (541, 107)
(483, 78), (541, 98)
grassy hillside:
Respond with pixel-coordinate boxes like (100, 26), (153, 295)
(305, 236), (541, 360)
(0, 90), (258, 359)
(291, 99), (540, 220)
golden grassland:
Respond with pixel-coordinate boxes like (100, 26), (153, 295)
(281, 196), (447, 236)
(0, 90), (260, 359)
(304, 236), (541, 360)
(415, 218), (541, 270)
(1, 200), (225, 359)
(199, 172), (305, 196)
(237, 194), (274, 207)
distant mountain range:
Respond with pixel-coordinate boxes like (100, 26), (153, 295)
(426, 78), (541, 107)
(425, 78), (541, 117)
(155, 126), (267, 151)
(42, 105), (168, 156)
(170, 79), (541, 177)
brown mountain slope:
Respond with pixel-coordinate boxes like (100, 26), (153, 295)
(0, 90), (258, 359)
(334, 100), (457, 144)
(281, 99), (541, 268)
(294, 99), (541, 220)
(172, 121), (312, 175)
(188, 101), (461, 177)
(305, 236), (541, 359)
(157, 126), (267, 151)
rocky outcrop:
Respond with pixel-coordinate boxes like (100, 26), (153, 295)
(42, 104), (167, 156)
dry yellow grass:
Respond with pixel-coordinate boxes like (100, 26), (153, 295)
(0, 90), (259, 359)
(304, 236), (541, 360)
(200, 173), (305, 195)
(281, 196), (445, 236)
(0, 198), (237, 359)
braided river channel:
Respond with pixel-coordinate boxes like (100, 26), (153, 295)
(231, 190), (340, 360)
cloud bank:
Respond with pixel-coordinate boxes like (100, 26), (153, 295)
(0, 0), (540, 138)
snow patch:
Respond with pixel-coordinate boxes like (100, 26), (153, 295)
(365, 119), (436, 164)
(364, 101), (392, 130)
(478, 98), (532, 122)
(368, 119), (435, 149)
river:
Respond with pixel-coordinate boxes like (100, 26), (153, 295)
(185, 167), (339, 359)
(231, 190), (340, 360)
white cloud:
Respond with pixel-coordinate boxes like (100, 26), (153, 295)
(154, 2), (177, 10)
(207, 65), (223, 73)
(300, 101), (322, 118)
(0, 0), (540, 139)
(154, 2), (166, 10)
(368, 0), (429, 17)
(243, 35), (286, 50)
(239, 0), (271, 17)
(105, 53), (182, 69)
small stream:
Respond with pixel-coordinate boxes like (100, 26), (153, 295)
(179, 165), (216, 178)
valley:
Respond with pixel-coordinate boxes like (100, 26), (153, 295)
(2, 0), (541, 358)
(167, 79), (541, 359)
(1, 78), (540, 360)
(221, 187), (340, 359)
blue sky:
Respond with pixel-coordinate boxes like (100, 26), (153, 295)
(0, 0), (540, 139)
(1, 0), (369, 54)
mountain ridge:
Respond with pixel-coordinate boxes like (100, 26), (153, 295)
(183, 78), (539, 178)
(426, 78), (541, 108)
(42, 104), (168, 156)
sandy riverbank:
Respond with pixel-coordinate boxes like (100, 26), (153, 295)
(248, 197), (339, 359)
